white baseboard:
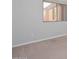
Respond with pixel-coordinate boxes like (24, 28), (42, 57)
(13, 34), (67, 48)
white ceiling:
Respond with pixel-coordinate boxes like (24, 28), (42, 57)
(44, 0), (67, 4)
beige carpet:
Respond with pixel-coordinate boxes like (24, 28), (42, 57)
(13, 35), (67, 59)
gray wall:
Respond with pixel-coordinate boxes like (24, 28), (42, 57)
(44, 0), (67, 4)
(64, 5), (67, 21)
(12, 0), (67, 46)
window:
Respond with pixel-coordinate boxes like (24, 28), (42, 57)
(43, 2), (66, 22)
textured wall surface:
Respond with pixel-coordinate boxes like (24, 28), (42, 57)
(13, 35), (67, 59)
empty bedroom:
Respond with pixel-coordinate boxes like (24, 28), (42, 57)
(12, 0), (67, 59)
